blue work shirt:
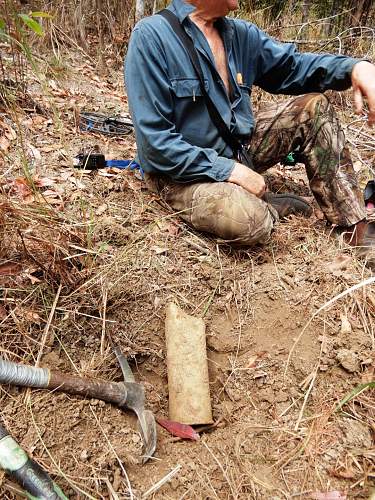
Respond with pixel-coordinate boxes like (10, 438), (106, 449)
(125, 0), (359, 183)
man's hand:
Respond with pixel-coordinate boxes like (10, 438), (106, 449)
(351, 61), (375, 126)
(227, 162), (266, 198)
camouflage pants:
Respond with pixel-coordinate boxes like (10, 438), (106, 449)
(146, 93), (366, 246)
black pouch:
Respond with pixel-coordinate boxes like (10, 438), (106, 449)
(235, 143), (254, 170)
(364, 180), (375, 204)
(74, 153), (106, 169)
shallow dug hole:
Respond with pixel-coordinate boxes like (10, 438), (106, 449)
(1, 223), (374, 499)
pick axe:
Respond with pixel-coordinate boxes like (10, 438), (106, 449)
(0, 353), (157, 463)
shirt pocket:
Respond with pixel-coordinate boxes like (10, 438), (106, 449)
(233, 83), (254, 134)
(170, 77), (209, 98)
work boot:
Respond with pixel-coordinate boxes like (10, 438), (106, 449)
(263, 192), (313, 218)
(340, 220), (375, 269)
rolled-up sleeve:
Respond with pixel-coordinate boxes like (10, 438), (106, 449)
(125, 24), (235, 183)
(252, 26), (361, 95)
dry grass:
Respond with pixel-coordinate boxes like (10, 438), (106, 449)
(0, 5), (374, 499)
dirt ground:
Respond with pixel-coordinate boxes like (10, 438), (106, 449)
(0, 51), (374, 500)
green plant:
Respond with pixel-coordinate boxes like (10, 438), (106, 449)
(0, 8), (51, 80)
(336, 381), (375, 410)
(0, 6), (53, 183)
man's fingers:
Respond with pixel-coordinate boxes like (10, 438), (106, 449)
(353, 86), (363, 115)
(367, 93), (375, 126)
(228, 162), (266, 197)
(351, 61), (375, 125)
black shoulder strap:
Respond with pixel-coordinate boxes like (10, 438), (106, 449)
(158, 9), (242, 154)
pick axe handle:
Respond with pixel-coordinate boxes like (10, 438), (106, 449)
(0, 423), (68, 499)
(0, 358), (127, 406)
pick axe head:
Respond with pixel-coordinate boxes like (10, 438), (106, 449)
(122, 382), (157, 462)
(114, 347), (157, 463)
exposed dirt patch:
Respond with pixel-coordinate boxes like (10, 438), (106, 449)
(0, 52), (374, 500)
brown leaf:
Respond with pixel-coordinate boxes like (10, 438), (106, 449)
(314, 208), (325, 220)
(361, 366), (375, 384)
(0, 262), (22, 276)
(60, 171), (74, 181)
(156, 418), (200, 441)
(0, 136), (10, 153)
(95, 203), (108, 216)
(104, 167), (123, 175)
(22, 309), (43, 324)
(151, 245), (168, 255)
(310, 492), (346, 500)
(24, 273), (42, 285)
(155, 220), (180, 236)
(34, 177), (56, 187)
(98, 170), (117, 178)
(43, 196), (64, 207)
(167, 223), (180, 236)
(27, 144), (42, 162)
(121, 171), (141, 192)
(353, 160), (362, 173)
(40, 143), (63, 153)
(0, 305), (7, 319)
(0, 119), (16, 144)
(4, 124), (16, 141)
(327, 255), (352, 274)
(331, 468), (356, 480)
(247, 355), (259, 368)
(23, 194), (36, 205)
(247, 351), (267, 367)
(32, 115), (47, 127)
(41, 189), (61, 199)
(11, 178), (32, 200)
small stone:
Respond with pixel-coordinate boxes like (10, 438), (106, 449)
(340, 418), (373, 448)
(258, 388), (275, 404)
(80, 449), (90, 461)
(337, 349), (359, 373)
(275, 391), (288, 403)
(42, 351), (61, 368)
(340, 313), (352, 335)
(132, 433), (141, 444)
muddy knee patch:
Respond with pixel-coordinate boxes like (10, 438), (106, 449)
(190, 184), (274, 244)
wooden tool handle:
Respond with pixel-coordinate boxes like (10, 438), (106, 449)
(48, 371), (127, 405)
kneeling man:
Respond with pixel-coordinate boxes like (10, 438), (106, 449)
(125, 0), (375, 263)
